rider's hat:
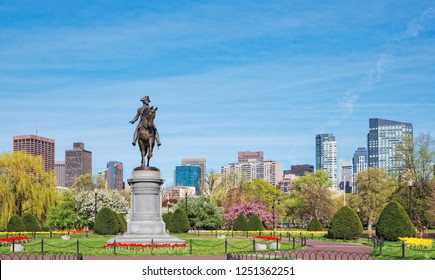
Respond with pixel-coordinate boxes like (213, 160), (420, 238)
(140, 96), (151, 103)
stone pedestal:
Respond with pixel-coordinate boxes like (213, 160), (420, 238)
(107, 167), (184, 244)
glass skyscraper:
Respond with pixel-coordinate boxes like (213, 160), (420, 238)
(315, 133), (337, 189)
(175, 165), (201, 195)
(367, 118), (413, 175)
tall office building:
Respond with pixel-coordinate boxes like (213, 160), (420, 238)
(288, 164), (314, 176)
(181, 158), (206, 185)
(106, 161), (124, 190)
(13, 134), (55, 172)
(175, 165), (202, 195)
(353, 147), (368, 174)
(315, 133), (337, 189)
(221, 158), (282, 187)
(339, 160), (353, 193)
(367, 118), (413, 175)
(65, 142), (92, 188)
(238, 151), (264, 163)
(55, 161), (66, 187)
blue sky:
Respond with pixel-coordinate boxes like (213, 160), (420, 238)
(1, 1), (434, 186)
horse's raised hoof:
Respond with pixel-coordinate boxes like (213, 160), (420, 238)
(132, 142), (136, 146)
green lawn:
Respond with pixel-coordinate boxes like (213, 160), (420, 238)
(370, 241), (435, 260)
(2, 232), (433, 259)
(0, 233), (303, 257)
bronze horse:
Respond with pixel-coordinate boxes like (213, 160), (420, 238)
(138, 106), (158, 167)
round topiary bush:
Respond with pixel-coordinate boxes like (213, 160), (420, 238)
(328, 206), (363, 239)
(247, 214), (265, 231)
(168, 208), (190, 233)
(115, 213), (127, 233)
(307, 219), (323, 231)
(7, 215), (26, 232)
(162, 212), (173, 228)
(22, 213), (41, 232)
(376, 201), (416, 241)
(233, 214), (248, 231)
(94, 208), (120, 235)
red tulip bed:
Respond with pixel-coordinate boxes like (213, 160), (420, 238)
(0, 236), (32, 246)
(252, 236), (281, 243)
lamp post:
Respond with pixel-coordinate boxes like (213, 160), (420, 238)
(408, 179), (413, 222)
(185, 190), (188, 214)
(94, 188), (98, 221)
(272, 200), (280, 229)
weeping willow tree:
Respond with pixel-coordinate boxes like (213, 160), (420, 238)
(0, 152), (58, 229)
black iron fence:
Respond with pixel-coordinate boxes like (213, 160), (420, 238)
(370, 236), (435, 259)
(1, 252), (82, 260)
(227, 249), (371, 260)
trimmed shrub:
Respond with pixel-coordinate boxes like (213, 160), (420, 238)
(94, 207), (120, 235)
(116, 213), (127, 233)
(307, 219), (323, 232)
(376, 201), (416, 241)
(22, 213), (41, 232)
(328, 206), (363, 239)
(162, 212), (173, 228)
(247, 214), (265, 231)
(168, 208), (190, 233)
(233, 214), (248, 231)
(7, 215), (26, 232)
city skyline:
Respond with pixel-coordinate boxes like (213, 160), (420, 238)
(1, 1), (435, 186)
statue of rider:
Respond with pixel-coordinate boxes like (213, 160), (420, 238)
(130, 96), (161, 147)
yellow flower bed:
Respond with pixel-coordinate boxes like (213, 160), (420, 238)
(399, 237), (433, 249)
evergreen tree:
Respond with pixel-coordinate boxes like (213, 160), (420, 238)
(376, 201), (416, 241)
(233, 214), (248, 231)
(7, 215), (26, 232)
(247, 214), (265, 231)
(94, 207), (120, 235)
(162, 212), (173, 228)
(168, 208), (190, 233)
(307, 218), (322, 231)
(328, 206), (363, 239)
(22, 213), (41, 232)
(115, 213), (127, 232)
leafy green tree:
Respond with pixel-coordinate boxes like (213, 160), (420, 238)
(243, 179), (281, 207)
(354, 168), (397, 237)
(0, 152), (58, 229)
(307, 219), (322, 231)
(7, 215), (26, 232)
(376, 201), (416, 241)
(71, 174), (106, 192)
(168, 208), (190, 233)
(46, 190), (86, 230)
(327, 206), (363, 239)
(233, 214), (248, 231)
(293, 170), (335, 222)
(283, 191), (307, 227)
(394, 133), (435, 234)
(210, 170), (247, 208)
(94, 207), (120, 235)
(180, 196), (223, 230)
(22, 213), (41, 232)
(247, 214), (265, 231)
(46, 204), (77, 230)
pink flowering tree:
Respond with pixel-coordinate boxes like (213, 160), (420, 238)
(225, 201), (273, 228)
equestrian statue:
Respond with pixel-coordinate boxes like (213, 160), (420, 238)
(130, 96), (161, 167)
